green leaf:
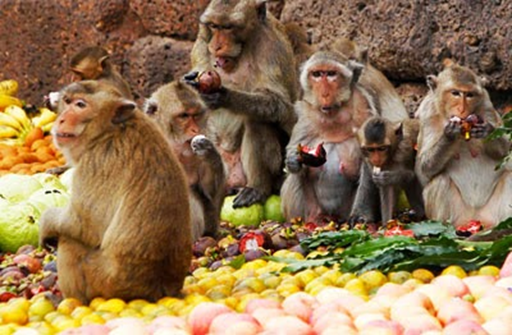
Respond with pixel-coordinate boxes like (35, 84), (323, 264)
(280, 257), (338, 273)
(405, 220), (456, 238)
(300, 230), (369, 251)
(341, 235), (417, 257)
(228, 254), (246, 269)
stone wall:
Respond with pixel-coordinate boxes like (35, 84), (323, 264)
(0, 0), (510, 113)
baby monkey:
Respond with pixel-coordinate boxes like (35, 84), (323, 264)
(350, 117), (425, 224)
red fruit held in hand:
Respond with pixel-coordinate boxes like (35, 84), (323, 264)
(297, 142), (327, 167)
(197, 70), (222, 94)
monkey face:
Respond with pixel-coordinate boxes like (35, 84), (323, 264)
(308, 67), (346, 113)
(362, 145), (390, 168)
(442, 87), (481, 119)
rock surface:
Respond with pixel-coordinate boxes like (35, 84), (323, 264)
(0, 0), (510, 109)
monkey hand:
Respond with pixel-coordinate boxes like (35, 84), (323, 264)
(39, 210), (60, 250)
(233, 187), (265, 208)
(372, 170), (403, 187)
(200, 87), (227, 109)
(183, 71), (200, 88)
(191, 134), (215, 156)
(444, 117), (462, 140)
(470, 122), (494, 139)
(285, 154), (303, 173)
(348, 214), (369, 228)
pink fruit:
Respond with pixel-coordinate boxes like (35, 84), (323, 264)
(209, 313), (262, 335)
(358, 319), (404, 335)
(310, 301), (350, 324)
(264, 315), (314, 335)
(315, 287), (365, 310)
(399, 314), (442, 333)
(500, 251), (512, 278)
(147, 316), (189, 333)
(415, 284), (451, 312)
(252, 308), (287, 327)
(437, 297), (484, 326)
(474, 294), (512, 322)
(282, 292), (317, 322)
(244, 298), (281, 314)
(312, 312), (353, 333)
(59, 325), (110, 335)
(431, 274), (469, 297)
(351, 299), (390, 319)
(187, 302), (232, 335)
(462, 275), (496, 300)
(443, 319), (488, 335)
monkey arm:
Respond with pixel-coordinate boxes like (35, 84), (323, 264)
(372, 169), (416, 187)
(349, 163), (380, 224)
(417, 118), (460, 182)
(220, 88), (294, 125)
(284, 121), (313, 174)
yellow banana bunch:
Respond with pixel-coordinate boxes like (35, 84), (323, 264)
(0, 94), (23, 110)
(32, 107), (57, 128)
(4, 105), (32, 131)
(0, 112), (24, 131)
(0, 79), (19, 96)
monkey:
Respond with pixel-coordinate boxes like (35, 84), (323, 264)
(349, 116), (425, 224)
(45, 46), (135, 176)
(186, 0), (298, 208)
(280, 50), (376, 223)
(280, 42), (411, 223)
(415, 59), (512, 229)
(144, 80), (226, 241)
(39, 80), (192, 304)
(283, 22), (314, 70)
(70, 46), (133, 99)
(331, 38), (409, 123)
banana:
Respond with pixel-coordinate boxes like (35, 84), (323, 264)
(0, 112), (24, 131)
(0, 80), (19, 97)
(0, 125), (19, 139)
(32, 107), (57, 128)
(0, 94), (23, 110)
(4, 105), (32, 131)
(42, 122), (55, 133)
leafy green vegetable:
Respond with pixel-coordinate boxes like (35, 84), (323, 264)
(277, 220), (512, 275)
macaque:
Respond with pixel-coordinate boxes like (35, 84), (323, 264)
(332, 38), (409, 123)
(283, 22), (314, 70)
(415, 60), (512, 229)
(281, 50), (377, 223)
(39, 81), (192, 303)
(350, 117), (425, 224)
(187, 0), (298, 208)
(70, 46), (133, 99)
(145, 81), (226, 241)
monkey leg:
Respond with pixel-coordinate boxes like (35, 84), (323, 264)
(379, 186), (395, 224)
(281, 173), (321, 222)
(477, 171), (512, 229)
(235, 123), (283, 207)
(403, 178), (426, 220)
(56, 238), (89, 303)
(190, 194), (206, 241)
(423, 176), (476, 228)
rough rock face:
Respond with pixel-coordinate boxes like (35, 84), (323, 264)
(281, 0), (512, 91)
(0, 0), (510, 110)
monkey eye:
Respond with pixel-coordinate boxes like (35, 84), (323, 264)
(207, 23), (220, 30)
(466, 92), (475, 98)
(450, 90), (461, 97)
(75, 99), (87, 109)
(326, 71), (337, 77)
(311, 71), (322, 78)
(362, 145), (390, 155)
(178, 112), (190, 120)
(63, 96), (72, 104)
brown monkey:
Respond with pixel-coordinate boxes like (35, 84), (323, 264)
(283, 22), (314, 70)
(145, 81), (226, 241)
(39, 81), (192, 303)
(187, 0), (298, 208)
(332, 38), (409, 123)
(70, 46), (133, 99)
(280, 50), (378, 223)
(350, 117), (425, 224)
(415, 60), (512, 229)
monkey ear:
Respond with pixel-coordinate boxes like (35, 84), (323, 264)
(426, 75), (438, 91)
(99, 55), (109, 72)
(348, 60), (364, 85)
(255, 0), (267, 21)
(394, 122), (404, 140)
(112, 100), (137, 125)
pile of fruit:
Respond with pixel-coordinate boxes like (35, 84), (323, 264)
(0, 80), (63, 176)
